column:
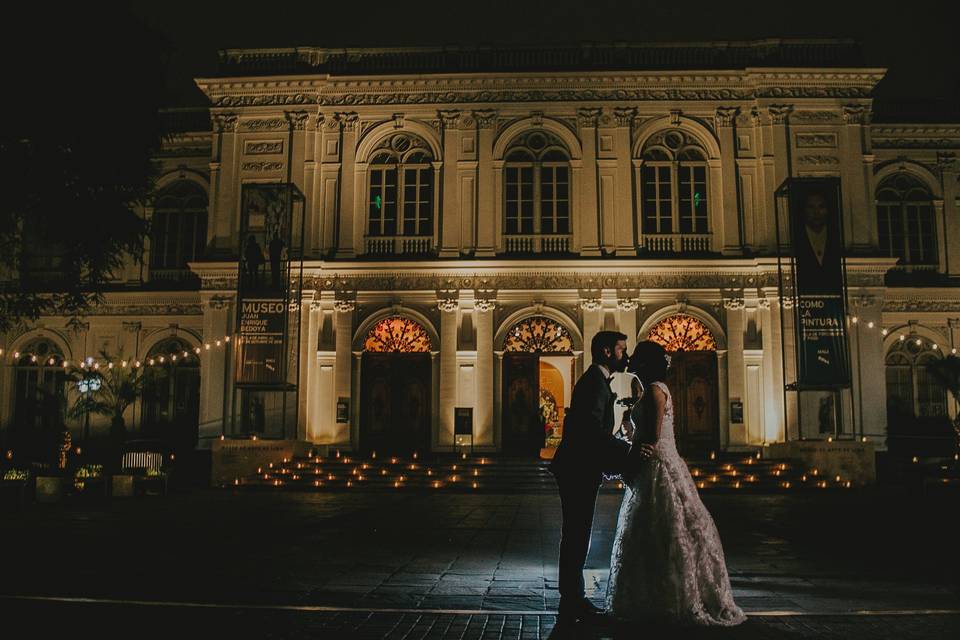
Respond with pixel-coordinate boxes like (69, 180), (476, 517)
(336, 112), (359, 258)
(716, 107), (741, 254)
(318, 114), (342, 254)
(759, 295), (786, 443)
(851, 294), (886, 442)
(474, 110), (497, 257)
(474, 297), (495, 446)
(613, 108), (637, 256)
(580, 295), (602, 367)
(439, 110), (461, 257)
(199, 294), (233, 439)
(724, 297), (747, 445)
(333, 297), (354, 443)
(596, 112), (617, 254)
(210, 113), (238, 255)
(296, 294), (314, 442)
(841, 105), (873, 252)
(438, 296), (459, 447)
(577, 108), (601, 256)
(940, 161), (960, 275)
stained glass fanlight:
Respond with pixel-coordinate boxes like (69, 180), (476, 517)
(503, 316), (573, 353)
(647, 314), (717, 352)
(363, 316), (432, 353)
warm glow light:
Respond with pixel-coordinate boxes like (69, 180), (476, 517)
(867, 321), (874, 328)
(851, 316), (858, 323)
(912, 456), (919, 463)
(881, 328), (888, 336)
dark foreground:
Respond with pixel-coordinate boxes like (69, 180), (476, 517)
(1, 487), (957, 638)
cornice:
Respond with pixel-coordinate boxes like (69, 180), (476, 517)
(197, 69), (884, 109)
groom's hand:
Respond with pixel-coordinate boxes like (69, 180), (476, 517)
(634, 444), (656, 459)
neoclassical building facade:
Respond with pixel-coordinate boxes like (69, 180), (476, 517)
(3, 41), (960, 464)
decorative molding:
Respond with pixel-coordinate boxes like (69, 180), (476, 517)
(669, 109), (682, 126)
(241, 118), (288, 131)
(241, 161), (284, 172)
(883, 299), (960, 312)
(244, 140), (284, 155)
(82, 304), (202, 317)
(579, 298), (602, 312)
(214, 93), (317, 108)
(122, 321), (142, 332)
(334, 300), (356, 313)
(617, 298), (640, 311)
(797, 155), (840, 165)
(715, 106), (740, 127)
(792, 110), (838, 122)
(796, 132), (838, 148)
(207, 296), (232, 310)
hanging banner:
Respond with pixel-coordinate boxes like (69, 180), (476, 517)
(788, 178), (851, 388)
(234, 184), (303, 387)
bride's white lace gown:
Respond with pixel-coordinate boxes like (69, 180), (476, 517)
(606, 381), (746, 626)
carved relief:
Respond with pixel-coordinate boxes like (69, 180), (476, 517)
(473, 109), (498, 129)
(792, 111), (839, 122)
(285, 111), (310, 130)
(241, 161), (284, 172)
(797, 155), (840, 165)
(613, 107), (637, 127)
(576, 108), (602, 127)
(768, 105), (794, 124)
(212, 113), (238, 133)
(796, 133), (838, 148)
(215, 94), (317, 108)
(241, 118), (289, 131)
(244, 140), (284, 155)
(841, 104), (870, 125)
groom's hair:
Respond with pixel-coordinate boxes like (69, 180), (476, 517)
(591, 331), (627, 362)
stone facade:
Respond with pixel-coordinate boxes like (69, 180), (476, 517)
(3, 42), (960, 460)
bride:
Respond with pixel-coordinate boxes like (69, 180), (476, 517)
(605, 340), (746, 627)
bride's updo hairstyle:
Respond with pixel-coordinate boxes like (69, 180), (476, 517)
(629, 340), (668, 386)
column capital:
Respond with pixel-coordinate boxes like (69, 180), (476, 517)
(473, 109), (498, 129)
(723, 297), (745, 310)
(122, 321), (142, 333)
(436, 288), (459, 312)
(335, 111), (359, 131)
(715, 106), (740, 128)
(613, 107), (637, 127)
(842, 104), (871, 125)
(438, 109), (461, 129)
(212, 113), (238, 133)
(576, 107), (602, 128)
(768, 105), (794, 125)
(285, 111), (310, 130)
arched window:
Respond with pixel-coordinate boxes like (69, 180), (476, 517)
(366, 134), (434, 255)
(503, 316), (573, 353)
(640, 131), (710, 252)
(876, 174), (937, 266)
(646, 314), (717, 352)
(150, 181), (208, 276)
(141, 338), (200, 452)
(885, 339), (947, 418)
(10, 339), (66, 459)
(503, 132), (571, 253)
(363, 317), (432, 352)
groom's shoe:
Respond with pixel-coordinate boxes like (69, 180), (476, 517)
(557, 597), (606, 625)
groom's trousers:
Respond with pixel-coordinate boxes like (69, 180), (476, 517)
(556, 476), (602, 599)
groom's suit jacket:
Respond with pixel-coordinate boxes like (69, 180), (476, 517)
(549, 364), (630, 482)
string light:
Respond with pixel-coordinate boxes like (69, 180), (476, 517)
(2, 334), (234, 370)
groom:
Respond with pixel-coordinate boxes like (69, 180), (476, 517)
(549, 330), (631, 624)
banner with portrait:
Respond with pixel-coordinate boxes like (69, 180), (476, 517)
(787, 178), (851, 388)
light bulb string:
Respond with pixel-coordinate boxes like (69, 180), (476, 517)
(0, 335), (234, 369)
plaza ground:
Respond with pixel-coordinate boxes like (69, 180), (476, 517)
(1, 486), (958, 638)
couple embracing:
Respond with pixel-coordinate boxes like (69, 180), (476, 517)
(549, 331), (746, 628)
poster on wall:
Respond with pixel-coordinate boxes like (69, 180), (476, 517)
(788, 177), (851, 388)
(236, 298), (287, 385)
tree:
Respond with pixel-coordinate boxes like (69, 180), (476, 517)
(0, 7), (169, 333)
(925, 355), (960, 457)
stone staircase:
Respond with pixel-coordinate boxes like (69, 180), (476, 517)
(229, 449), (859, 494)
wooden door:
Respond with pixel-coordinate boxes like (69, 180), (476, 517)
(501, 353), (541, 456)
(360, 353), (432, 455)
(665, 351), (719, 457)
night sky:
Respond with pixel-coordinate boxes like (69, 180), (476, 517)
(126, 0), (959, 108)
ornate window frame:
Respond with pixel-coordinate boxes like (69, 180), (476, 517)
(364, 133), (438, 256)
(645, 313), (718, 352)
(502, 316), (574, 353)
(362, 316), (433, 353)
(636, 130), (712, 253)
(875, 173), (938, 269)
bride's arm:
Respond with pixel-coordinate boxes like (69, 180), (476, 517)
(650, 385), (666, 445)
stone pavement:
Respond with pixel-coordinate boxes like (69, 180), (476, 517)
(1, 487), (958, 638)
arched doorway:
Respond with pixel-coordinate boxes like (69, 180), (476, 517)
(501, 316), (575, 457)
(9, 338), (66, 465)
(141, 338), (200, 455)
(360, 316), (433, 455)
(646, 314), (719, 456)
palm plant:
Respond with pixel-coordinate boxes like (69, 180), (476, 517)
(925, 355), (960, 458)
(66, 351), (152, 467)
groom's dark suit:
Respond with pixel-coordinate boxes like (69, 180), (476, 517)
(550, 364), (631, 602)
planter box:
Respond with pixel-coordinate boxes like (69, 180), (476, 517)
(36, 476), (68, 503)
(112, 474), (135, 497)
